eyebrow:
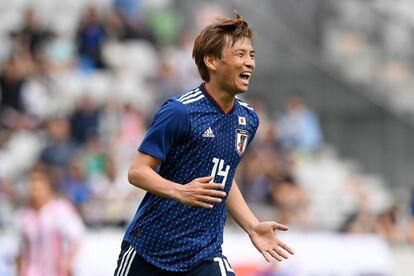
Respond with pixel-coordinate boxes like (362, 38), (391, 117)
(235, 49), (256, 54)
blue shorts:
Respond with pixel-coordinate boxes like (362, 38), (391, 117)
(114, 241), (235, 276)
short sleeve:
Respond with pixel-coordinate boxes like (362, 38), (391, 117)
(138, 99), (190, 161)
(248, 111), (260, 145)
(58, 200), (84, 241)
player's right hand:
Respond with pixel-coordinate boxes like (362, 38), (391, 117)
(174, 176), (226, 208)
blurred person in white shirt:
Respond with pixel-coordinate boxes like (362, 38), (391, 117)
(15, 163), (84, 276)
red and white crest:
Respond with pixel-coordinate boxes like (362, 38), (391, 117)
(235, 129), (249, 156)
(238, 116), (246, 125)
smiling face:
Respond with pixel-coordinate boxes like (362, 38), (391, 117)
(210, 37), (255, 94)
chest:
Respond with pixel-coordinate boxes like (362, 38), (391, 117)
(21, 208), (60, 241)
(187, 110), (252, 162)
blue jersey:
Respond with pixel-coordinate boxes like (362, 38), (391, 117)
(123, 83), (259, 271)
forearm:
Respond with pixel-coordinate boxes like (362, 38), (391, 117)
(227, 180), (259, 235)
(128, 152), (225, 208)
(64, 238), (82, 271)
(128, 165), (180, 200)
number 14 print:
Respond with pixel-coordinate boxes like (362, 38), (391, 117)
(210, 158), (230, 186)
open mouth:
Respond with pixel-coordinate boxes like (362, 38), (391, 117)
(239, 72), (252, 81)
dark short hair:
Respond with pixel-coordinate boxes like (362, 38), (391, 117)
(192, 11), (255, 82)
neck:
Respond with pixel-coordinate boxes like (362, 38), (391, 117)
(31, 197), (52, 211)
(204, 81), (235, 114)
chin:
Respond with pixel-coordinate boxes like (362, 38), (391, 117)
(236, 85), (249, 94)
(227, 81), (249, 94)
(236, 89), (248, 94)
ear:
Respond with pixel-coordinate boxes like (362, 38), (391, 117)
(204, 55), (217, 72)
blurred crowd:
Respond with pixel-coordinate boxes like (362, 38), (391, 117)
(324, 0), (414, 115)
(0, 0), (414, 252)
(0, 1), (190, 228)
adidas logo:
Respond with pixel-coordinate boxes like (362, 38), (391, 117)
(202, 127), (215, 138)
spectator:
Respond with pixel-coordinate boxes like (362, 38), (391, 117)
(278, 96), (323, 154)
(151, 61), (182, 106)
(10, 7), (53, 59)
(110, 0), (155, 43)
(76, 7), (107, 70)
(69, 96), (100, 145)
(0, 54), (31, 119)
(60, 158), (91, 212)
(21, 60), (56, 120)
(261, 126), (295, 177)
(0, 114), (42, 181)
(239, 126), (294, 204)
(113, 0), (143, 23)
(40, 117), (77, 169)
(172, 33), (201, 90)
(239, 148), (274, 204)
(86, 154), (142, 226)
(271, 175), (311, 230)
(112, 104), (145, 165)
(15, 163), (84, 276)
(79, 136), (106, 178)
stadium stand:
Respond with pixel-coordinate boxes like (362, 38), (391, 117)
(0, 0), (413, 275)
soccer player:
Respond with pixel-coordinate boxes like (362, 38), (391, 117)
(114, 12), (294, 275)
(15, 164), (84, 276)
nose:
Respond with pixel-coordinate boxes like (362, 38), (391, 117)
(244, 56), (255, 70)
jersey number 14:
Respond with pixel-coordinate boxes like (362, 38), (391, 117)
(210, 158), (230, 186)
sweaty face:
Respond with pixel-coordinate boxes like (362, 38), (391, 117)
(215, 38), (256, 94)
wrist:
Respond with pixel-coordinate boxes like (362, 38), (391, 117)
(169, 183), (182, 201)
(246, 219), (260, 236)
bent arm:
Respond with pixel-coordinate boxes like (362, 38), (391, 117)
(127, 152), (180, 200)
(128, 152), (226, 208)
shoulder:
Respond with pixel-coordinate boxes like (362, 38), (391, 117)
(153, 97), (188, 122)
(236, 97), (255, 112)
(236, 97), (259, 124)
(51, 198), (79, 216)
(160, 86), (206, 115)
(173, 86), (205, 106)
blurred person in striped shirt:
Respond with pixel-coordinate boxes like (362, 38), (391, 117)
(15, 163), (84, 276)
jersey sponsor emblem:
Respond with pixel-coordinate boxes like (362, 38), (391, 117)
(238, 116), (246, 125)
(202, 127), (215, 138)
(235, 129), (248, 156)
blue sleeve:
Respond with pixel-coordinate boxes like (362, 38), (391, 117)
(248, 111), (260, 145)
(138, 99), (190, 161)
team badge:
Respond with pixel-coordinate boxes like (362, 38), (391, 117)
(238, 116), (246, 125)
(235, 129), (248, 156)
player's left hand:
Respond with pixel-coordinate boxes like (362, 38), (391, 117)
(248, 221), (294, 262)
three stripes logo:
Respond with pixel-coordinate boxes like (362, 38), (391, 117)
(178, 88), (205, 105)
(115, 245), (136, 276)
(202, 127), (215, 138)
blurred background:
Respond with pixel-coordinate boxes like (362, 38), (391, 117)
(0, 0), (414, 275)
